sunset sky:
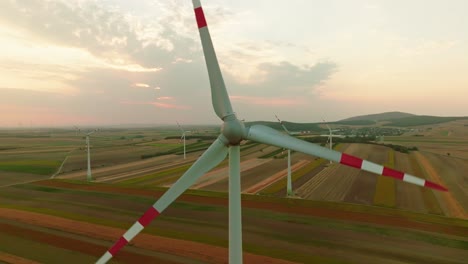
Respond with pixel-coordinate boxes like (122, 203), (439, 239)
(0, 0), (467, 127)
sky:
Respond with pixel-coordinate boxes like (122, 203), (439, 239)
(0, 0), (467, 127)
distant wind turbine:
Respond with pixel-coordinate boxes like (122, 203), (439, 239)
(275, 114), (293, 197)
(177, 121), (186, 159)
(97, 1), (448, 263)
(75, 127), (98, 182)
(322, 118), (333, 164)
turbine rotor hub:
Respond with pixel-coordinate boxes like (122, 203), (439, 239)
(221, 117), (245, 145)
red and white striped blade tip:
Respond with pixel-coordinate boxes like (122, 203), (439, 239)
(339, 153), (448, 192)
(100, 206), (160, 261)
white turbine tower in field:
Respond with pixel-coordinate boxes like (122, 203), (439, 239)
(322, 118), (333, 164)
(177, 121), (187, 159)
(97, 1), (448, 263)
(275, 114), (293, 197)
(75, 127), (98, 182)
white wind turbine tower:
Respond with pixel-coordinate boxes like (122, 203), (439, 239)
(75, 127), (98, 182)
(275, 114), (293, 197)
(322, 118), (333, 164)
(177, 121), (187, 159)
(97, 1), (448, 263)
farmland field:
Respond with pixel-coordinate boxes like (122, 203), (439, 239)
(0, 180), (467, 264)
(1, 125), (467, 263)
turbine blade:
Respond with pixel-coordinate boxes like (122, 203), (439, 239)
(274, 114), (291, 134)
(322, 118), (332, 131)
(96, 135), (229, 263)
(246, 125), (448, 192)
(192, 0), (234, 120)
(176, 121), (184, 133)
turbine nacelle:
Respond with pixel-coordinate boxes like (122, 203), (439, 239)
(221, 117), (246, 145)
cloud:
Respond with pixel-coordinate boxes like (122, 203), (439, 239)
(120, 100), (189, 110)
(0, 1), (339, 125)
(230, 95), (303, 106)
(224, 60), (338, 98)
(157, 96), (173, 100)
(134, 83), (150, 88)
(0, 0), (198, 69)
(152, 102), (189, 109)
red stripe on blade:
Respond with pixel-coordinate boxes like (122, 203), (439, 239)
(340, 153), (363, 169)
(424, 181), (448, 191)
(194, 7), (207, 28)
(382, 167), (404, 180)
(138, 206), (160, 227)
(108, 237), (128, 256)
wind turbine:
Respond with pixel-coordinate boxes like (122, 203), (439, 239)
(97, 1), (448, 263)
(76, 127), (98, 182)
(177, 121), (186, 159)
(275, 114), (293, 197)
(322, 118), (333, 164)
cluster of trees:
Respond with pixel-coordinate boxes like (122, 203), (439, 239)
(380, 143), (418, 153)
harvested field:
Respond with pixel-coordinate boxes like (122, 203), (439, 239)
(296, 144), (386, 205)
(373, 150), (396, 207)
(415, 152), (468, 219)
(243, 160), (309, 194)
(343, 144), (389, 206)
(191, 158), (271, 190)
(393, 152), (428, 214)
(201, 159), (287, 192)
(386, 124), (468, 160)
(260, 150), (330, 196)
(1, 180), (467, 264)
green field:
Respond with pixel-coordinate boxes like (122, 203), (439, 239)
(1, 180), (467, 264)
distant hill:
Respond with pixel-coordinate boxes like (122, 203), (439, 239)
(384, 116), (468, 127)
(340, 111), (415, 122)
(247, 111), (468, 131)
(340, 112), (468, 127)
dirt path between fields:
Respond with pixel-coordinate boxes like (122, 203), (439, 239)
(0, 208), (296, 264)
(414, 152), (467, 219)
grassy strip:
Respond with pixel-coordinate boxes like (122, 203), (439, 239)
(260, 158), (325, 194)
(258, 148), (283, 159)
(117, 164), (192, 186)
(5, 199), (467, 259)
(0, 160), (62, 175)
(147, 165), (194, 186)
(409, 154), (444, 215)
(244, 208), (468, 250)
(373, 149), (396, 207)
(243, 243), (347, 264)
(0, 233), (96, 263)
(12, 183), (155, 204)
(26, 179), (468, 229)
(240, 141), (259, 150)
(173, 142), (211, 155)
(141, 141), (210, 159)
